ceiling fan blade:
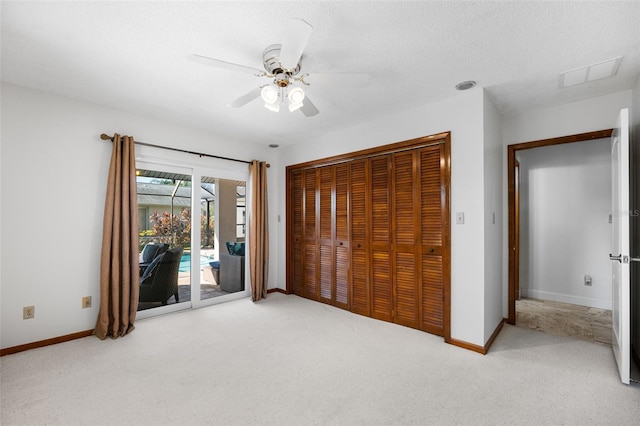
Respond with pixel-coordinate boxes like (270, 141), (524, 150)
(300, 96), (319, 117)
(187, 54), (264, 75)
(228, 86), (263, 108)
(305, 72), (372, 87)
(279, 18), (313, 70)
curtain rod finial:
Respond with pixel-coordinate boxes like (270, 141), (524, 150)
(100, 133), (112, 141)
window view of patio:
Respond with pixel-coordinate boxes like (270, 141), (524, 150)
(136, 168), (246, 311)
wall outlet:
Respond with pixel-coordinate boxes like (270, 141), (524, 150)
(455, 212), (465, 225)
(584, 275), (592, 286)
(23, 306), (35, 320)
(82, 296), (92, 309)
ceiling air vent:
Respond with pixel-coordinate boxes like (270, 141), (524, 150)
(560, 57), (622, 88)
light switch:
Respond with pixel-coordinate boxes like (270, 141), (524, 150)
(456, 212), (465, 225)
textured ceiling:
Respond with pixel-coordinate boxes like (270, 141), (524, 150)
(2, 1), (639, 146)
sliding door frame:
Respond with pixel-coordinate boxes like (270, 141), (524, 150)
(135, 154), (251, 319)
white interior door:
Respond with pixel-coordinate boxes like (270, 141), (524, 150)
(610, 108), (631, 385)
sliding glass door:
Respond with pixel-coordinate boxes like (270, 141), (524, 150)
(135, 161), (249, 317)
(199, 176), (246, 301)
(136, 166), (193, 313)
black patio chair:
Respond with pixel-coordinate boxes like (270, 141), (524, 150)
(139, 247), (183, 305)
(139, 243), (169, 275)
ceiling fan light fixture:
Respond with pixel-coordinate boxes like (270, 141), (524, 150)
(287, 86), (305, 111)
(288, 86), (305, 104)
(261, 84), (279, 104)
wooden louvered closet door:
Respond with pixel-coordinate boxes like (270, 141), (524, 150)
(318, 166), (333, 302)
(317, 164), (350, 308)
(350, 160), (369, 316)
(303, 170), (318, 299)
(292, 164), (351, 308)
(391, 151), (419, 328)
(334, 164), (350, 309)
(420, 145), (446, 335)
(291, 171), (304, 296)
(370, 156), (393, 322)
(287, 133), (450, 339)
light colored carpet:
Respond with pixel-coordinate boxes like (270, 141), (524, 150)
(1, 293), (639, 425)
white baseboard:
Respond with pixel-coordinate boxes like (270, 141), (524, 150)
(521, 289), (612, 310)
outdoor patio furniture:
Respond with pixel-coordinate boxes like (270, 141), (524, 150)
(139, 247), (183, 305)
(219, 253), (244, 293)
(204, 260), (220, 285)
(139, 243), (169, 275)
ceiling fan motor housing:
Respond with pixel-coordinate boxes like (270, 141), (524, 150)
(263, 44), (301, 82)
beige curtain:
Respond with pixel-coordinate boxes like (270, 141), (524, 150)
(248, 160), (269, 302)
(94, 134), (140, 339)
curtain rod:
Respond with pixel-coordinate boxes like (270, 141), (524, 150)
(100, 133), (270, 168)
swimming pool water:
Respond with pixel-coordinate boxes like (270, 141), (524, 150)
(179, 253), (213, 273)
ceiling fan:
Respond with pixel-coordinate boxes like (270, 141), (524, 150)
(188, 18), (370, 117)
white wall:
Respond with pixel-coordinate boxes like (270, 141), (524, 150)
(0, 83), (278, 349)
(503, 91), (632, 144)
(502, 90), (633, 315)
(278, 89), (489, 346)
(517, 140), (611, 309)
(483, 92), (504, 342)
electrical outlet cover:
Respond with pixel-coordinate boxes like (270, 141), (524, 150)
(23, 306), (35, 319)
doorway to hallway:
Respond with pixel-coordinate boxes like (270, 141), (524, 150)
(507, 127), (639, 383)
